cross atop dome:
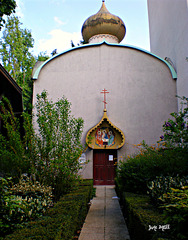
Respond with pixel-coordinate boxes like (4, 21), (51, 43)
(81, 1), (126, 44)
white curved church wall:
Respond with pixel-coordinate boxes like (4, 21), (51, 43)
(33, 44), (177, 179)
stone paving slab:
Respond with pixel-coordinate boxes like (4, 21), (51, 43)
(79, 186), (130, 240)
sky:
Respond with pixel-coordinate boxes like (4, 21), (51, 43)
(9, 0), (150, 56)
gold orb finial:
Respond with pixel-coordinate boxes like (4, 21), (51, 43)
(81, 1), (126, 43)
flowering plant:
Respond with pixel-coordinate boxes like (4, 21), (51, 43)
(160, 96), (188, 148)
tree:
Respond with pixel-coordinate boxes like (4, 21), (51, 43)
(37, 51), (50, 62)
(0, 0), (16, 29)
(34, 91), (84, 196)
(0, 15), (36, 113)
(51, 49), (57, 56)
(0, 92), (84, 196)
(70, 39), (87, 48)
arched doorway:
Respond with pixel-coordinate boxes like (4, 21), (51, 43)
(86, 109), (125, 185)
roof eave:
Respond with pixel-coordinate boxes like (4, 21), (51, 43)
(0, 64), (22, 95)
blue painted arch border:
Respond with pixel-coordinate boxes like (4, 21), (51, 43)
(32, 40), (177, 80)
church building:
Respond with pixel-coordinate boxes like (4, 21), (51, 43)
(32, 1), (177, 185)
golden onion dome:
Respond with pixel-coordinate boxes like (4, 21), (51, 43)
(81, 0), (126, 43)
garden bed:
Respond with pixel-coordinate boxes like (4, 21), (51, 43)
(4, 179), (93, 240)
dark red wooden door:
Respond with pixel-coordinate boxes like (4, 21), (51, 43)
(93, 150), (117, 185)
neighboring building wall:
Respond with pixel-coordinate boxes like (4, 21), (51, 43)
(33, 42), (177, 179)
(0, 64), (23, 136)
(147, 0), (188, 106)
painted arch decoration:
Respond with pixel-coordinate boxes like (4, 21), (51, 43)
(86, 110), (125, 149)
(95, 127), (115, 147)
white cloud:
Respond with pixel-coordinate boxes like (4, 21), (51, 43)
(37, 29), (82, 55)
(15, 0), (24, 18)
(54, 16), (66, 26)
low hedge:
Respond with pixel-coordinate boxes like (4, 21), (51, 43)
(4, 179), (93, 240)
(116, 188), (170, 240)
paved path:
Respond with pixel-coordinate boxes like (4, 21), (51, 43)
(79, 186), (130, 240)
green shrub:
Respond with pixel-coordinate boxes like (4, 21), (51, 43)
(147, 175), (188, 205)
(0, 98), (30, 179)
(33, 91), (84, 196)
(0, 92), (84, 198)
(160, 96), (188, 149)
(4, 179), (93, 240)
(0, 176), (53, 237)
(159, 187), (188, 240)
(116, 146), (187, 194)
(119, 191), (168, 240)
(116, 96), (188, 195)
